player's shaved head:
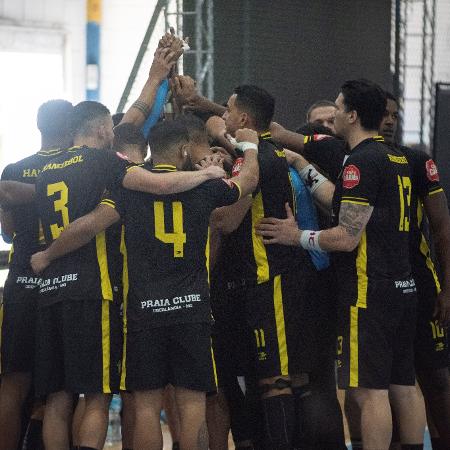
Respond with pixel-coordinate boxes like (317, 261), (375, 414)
(113, 123), (147, 158)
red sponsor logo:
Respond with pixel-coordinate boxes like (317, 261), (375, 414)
(313, 134), (332, 141)
(426, 159), (439, 182)
(115, 151), (130, 161)
(231, 157), (244, 177)
(342, 165), (360, 189)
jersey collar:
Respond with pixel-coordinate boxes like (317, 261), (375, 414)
(152, 164), (177, 172)
(260, 131), (272, 140)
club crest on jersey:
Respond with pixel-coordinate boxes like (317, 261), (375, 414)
(342, 165), (360, 189)
(231, 157), (244, 177)
(426, 159), (439, 182)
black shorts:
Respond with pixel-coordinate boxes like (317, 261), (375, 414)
(0, 277), (39, 375)
(337, 277), (417, 390)
(210, 279), (255, 388)
(414, 267), (449, 370)
(245, 271), (304, 380)
(122, 322), (216, 393)
(35, 298), (122, 396)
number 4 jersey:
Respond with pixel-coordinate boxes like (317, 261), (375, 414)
(34, 146), (130, 305)
(101, 163), (241, 328)
(332, 137), (413, 299)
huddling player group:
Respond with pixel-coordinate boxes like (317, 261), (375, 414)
(0, 33), (449, 450)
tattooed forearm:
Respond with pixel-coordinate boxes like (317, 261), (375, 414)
(339, 202), (373, 237)
(197, 421), (209, 450)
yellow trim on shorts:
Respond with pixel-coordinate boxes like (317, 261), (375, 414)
(273, 275), (289, 376)
(96, 232), (113, 301)
(120, 226), (129, 390)
(417, 203), (441, 294)
(355, 231), (368, 308)
(102, 299), (111, 393)
(349, 306), (359, 387)
(428, 187), (444, 196)
(211, 343), (218, 389)
(252, 192), (270, 284)
(0, 303), (4, 373)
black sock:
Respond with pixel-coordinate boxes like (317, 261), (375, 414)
(22, 418), (44, 450)
(350, 439), (363, 450)
(261, 394), (295, 450)
(401, 445), (423, 450)
(172, 443), (180, 450)
(293, 386), (346, 450)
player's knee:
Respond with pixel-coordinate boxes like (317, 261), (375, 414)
(348, 387), (388, 408)
(259, 376), (292, 397)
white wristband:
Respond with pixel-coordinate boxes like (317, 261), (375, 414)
(300, 229), (323, 252)
(236, 141), (258, 153)
(299, 164), (328, 194)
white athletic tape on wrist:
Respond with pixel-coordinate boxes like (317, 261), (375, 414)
(299, 164), (328, 194)
(300, 229), (323, 252)
(237, 141), (258, 152)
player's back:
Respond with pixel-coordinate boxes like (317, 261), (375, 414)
(1, 149), (66, 269)
(107, 163), (240, 326)
(332, 138), (412, 291)
(35, 146), (129, 303)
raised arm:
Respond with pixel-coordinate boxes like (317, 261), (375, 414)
(122, 164), (226, 195)
(285, 149), (335, 210)
(424, 191), (450, 325)
(31, 204), (120, 274)
(0, 181), (35, 207)
(269, 122), (305, 153)
(121, 38), (183, 128)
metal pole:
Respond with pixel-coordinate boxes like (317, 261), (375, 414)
(206, 0), (214, 99)
(86, 0), (102, 101)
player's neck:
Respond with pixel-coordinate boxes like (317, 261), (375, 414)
(347, 128), (379, 151)
(73, 135), (104, 150)
(40, 137), (68, 151)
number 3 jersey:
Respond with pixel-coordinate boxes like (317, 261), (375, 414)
(101, 163), (241, 328)
(331, 137), (413, 301)
(34, 146), (130, 305)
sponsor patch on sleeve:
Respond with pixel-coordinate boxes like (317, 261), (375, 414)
(313, 134), (332, 141)
(231, 157), (244, 177)
(426, 159), (439, 182)
(342, 164), (360, 189)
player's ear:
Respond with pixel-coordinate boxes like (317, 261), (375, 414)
(240, 111), (249, 127)
(348, 110), (358, 125)
(180, 143), (190, 158)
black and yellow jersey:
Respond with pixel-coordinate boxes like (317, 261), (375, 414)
(101, 163), (240, 327)
(215, 132), (298, 286)
(34, 146), (130, 305)
(0, 148), (64, 274)
(303, 134), (348, 183)
(332, 137), (413, 302)
(396, 145), (443, 296)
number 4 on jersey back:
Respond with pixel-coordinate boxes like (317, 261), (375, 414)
(154, 201), (186, 258)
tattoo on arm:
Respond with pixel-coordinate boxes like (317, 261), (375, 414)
(131, 100), (151, 116)
(197, 421), (209, 450)
(339, 202), (373, 237)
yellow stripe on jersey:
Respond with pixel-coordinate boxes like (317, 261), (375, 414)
(205, 227), (211, 286)
(120, 226), (129, 390)
(251, 192), (270, 284)
(101, 299), (111, 393)
(8, 241), (14, 264)
(428, 188), (444, 196)
(349, 305), (359, 387)
(355, 231), (368, 308)
(342, 196), (369, 202)
(260, 131), (271, 139)
(229, 180), (242, 200)
(273, 275), (289, 376)
(0, 303), (4, 373)
(417, 203), (441, 295)
(341, 200), (369, 206)
(96, 232), (113, 301)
